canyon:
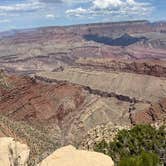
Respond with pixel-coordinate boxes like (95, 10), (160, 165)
(0, 20), (166, 164)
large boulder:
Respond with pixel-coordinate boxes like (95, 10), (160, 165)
(0, 137), (30, 166)
(39, 145), (114, 166)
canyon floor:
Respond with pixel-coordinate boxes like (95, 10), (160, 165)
(0, 20), (166, 164)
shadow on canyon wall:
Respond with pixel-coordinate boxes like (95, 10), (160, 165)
(84, 33), (147, 46)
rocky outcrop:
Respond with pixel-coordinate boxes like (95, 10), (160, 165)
(132, 98), (166, 124)
(0, 137), (114, 166)
(80, 123), (129, 150)
(76, 58), (166, 77)
(36, 68), (166, 127)
(0, 137), (30, 166)
(38, 145), (114, 166)
(36, 68), (166, 102)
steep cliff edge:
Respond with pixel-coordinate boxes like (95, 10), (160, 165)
(76, 58), (166, 77)
(36, 68), (166, 126)
(37, 68), (166, 102)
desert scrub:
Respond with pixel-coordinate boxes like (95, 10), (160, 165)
(0, 115), (60, 165)
(94, 124), (166, 165)
(118, 151), (160, 166)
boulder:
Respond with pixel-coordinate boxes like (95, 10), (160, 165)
(0, 137), (30, 166)
(39, 145), (114, 166)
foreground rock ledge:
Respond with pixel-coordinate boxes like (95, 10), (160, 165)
(0, 137), (30, 166)
(39, 145), (114, 166)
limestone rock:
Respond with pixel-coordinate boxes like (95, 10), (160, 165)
(0, 137), (30, 166)
(39, 145), (114, 166)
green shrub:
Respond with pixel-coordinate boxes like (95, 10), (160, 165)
(118, 151), (160, 166)
(94, 125), (166, 164)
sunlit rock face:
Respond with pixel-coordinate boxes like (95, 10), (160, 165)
(39, 145), (114, 166)
(0, 137), (30, 166)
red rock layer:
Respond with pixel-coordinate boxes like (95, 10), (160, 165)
(76, 58), (166, 77)
(132, 99), (166, 125)
(0, 73), (85, 123)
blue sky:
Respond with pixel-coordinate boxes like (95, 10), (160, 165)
(0, 0), (165, 31)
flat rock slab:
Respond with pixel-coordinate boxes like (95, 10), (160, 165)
(39, 145), (114, 166)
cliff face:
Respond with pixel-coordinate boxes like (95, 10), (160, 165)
(36, 67), (166, 126)
(132, 98), (166, 125)
(0, 21), (166, 74)
(76, 58), (166, 77)
(0, 72), (132, 162)
(0, 20), (166, 163)
(0, 70), (165, 162)
(37, 68), (166, 102)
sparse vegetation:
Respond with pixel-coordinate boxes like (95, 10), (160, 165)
(94, 124), (166, 165)
(118, 151), (160, 166)
(0, 115), (59, 166)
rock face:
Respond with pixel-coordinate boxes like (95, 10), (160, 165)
(0, 137), (30, 166)
(37, 68), (166, 102)
(0, 69), (165, 162)
(0, 20), (166, 163)
(0, 138), (114, 166)
(76, 58), (166, 78)
(39, 145), (114, 166)
(0, 20), (166, 74)
(80, 123), (129, 150)
(132, 98), (166, 124)
(0, 71), (132, 161)
(36, 68), (166, 125)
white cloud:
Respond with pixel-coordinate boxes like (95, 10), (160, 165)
(39, 0), (89, 4)
(93, 0), (123, 9)
(45, 14), (56, 18)
(66, 7), (87, 17)
(66, 0), (153, 19)
(0, 0), (44, 13)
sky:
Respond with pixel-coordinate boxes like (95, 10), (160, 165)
(0, 0), (165, 31)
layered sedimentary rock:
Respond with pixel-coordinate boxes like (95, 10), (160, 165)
(37, 68), (166, 102)
(0, 71), (133, 162)
(36, 68), (166, 125)
(1, 68), (165, 162)
(132, 98), (166, 124)
(0, 20), (166, 74)
(0, 20), (166, 163)
(76, 58), (166, 77)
